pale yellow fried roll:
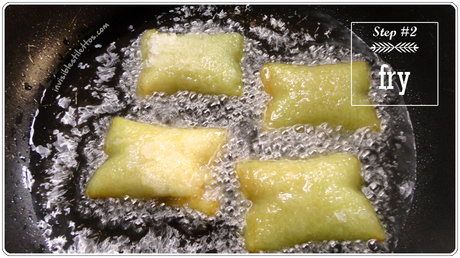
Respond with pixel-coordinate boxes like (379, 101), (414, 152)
(86, 117), (227, 215)
(138, 30), (244, 97)
(260, 62), (380, 131)
(235, 153), (385, 252)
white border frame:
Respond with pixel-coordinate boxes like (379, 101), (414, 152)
(2, 4), (457, 255)
(351, 21), (440, 107)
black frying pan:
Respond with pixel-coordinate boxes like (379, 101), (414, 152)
(4, 5), (456, 253)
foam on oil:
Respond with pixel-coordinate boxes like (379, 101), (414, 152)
(30, 5), (415, 253)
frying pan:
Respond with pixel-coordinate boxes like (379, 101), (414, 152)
(4, 5), (456, 253)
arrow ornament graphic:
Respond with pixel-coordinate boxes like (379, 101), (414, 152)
(370, 42), (419, 53)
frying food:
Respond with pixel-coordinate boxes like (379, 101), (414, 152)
(235, 153), (385, 252)
(86, 117), (227, 215)
(138, 30), (244, 97)
(260, 62), (380, 131)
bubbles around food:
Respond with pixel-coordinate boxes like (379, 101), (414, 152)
(28, 5), (416, 253)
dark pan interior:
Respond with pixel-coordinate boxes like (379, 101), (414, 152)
(4, 5), (456, 253)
